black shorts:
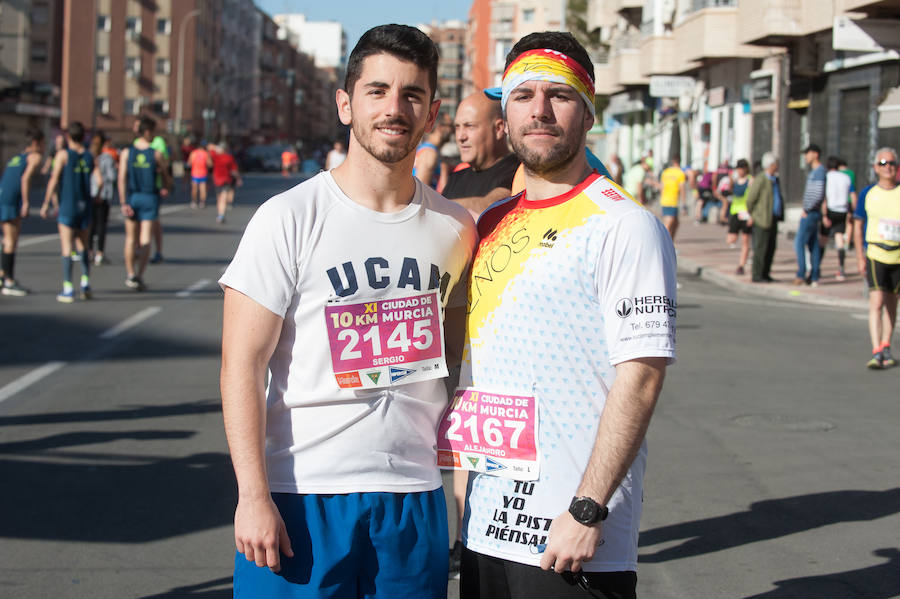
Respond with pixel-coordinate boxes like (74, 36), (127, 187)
(821, 210), (847, 236)
(866, 258), (900, 293)
(460, 546), (636, 599)
(728, 213), (752, 235)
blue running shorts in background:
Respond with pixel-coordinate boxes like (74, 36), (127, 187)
(234, 489), (448, 599)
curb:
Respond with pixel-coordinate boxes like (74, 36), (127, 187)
(677, 254), (868, 311)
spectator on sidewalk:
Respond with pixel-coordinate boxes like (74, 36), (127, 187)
(854, 147), (899, 369)
(822, 156), (856, 281)
(794, 144), (826, 286)
(746, 152), (783, 283)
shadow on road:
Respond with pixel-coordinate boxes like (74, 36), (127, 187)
(0, 449), (235, 542)
(743, 548), (900, 599)
(0, 400), (221, 427)
(639, 488), (900, 563)
(139, 576), (233, 599)
(0, 313), (218, 366)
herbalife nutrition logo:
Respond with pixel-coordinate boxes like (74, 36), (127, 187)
(540, 228), (558, 248)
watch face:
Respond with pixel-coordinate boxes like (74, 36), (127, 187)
(572, 498), (597, 523)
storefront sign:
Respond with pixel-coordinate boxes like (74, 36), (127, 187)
(708, 86), (726, 107)
(607, 90), (646, 115)
(750, 73), (774, 102)
(649, 76), (695, 98)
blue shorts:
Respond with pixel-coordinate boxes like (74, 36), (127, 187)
(0, 201), (20, 222)
(58, 207), (91, 230)
(192, 176), (207, 184)
(234, 489), (448, 599)
(128, 192), (160, 221)
(661, 206), (679, 218)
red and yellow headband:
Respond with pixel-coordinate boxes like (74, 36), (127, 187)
(485, 49), (596, 117)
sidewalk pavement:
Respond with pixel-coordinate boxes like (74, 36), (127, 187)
(674, 217), (869, 310)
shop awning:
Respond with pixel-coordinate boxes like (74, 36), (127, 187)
(878, 87), (900, 128)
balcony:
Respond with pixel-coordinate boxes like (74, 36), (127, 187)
(737, 0), (806, 46)
(609, 31), (647, 87)
(677, 4), (770, 62)
(639, 33), (690, 77)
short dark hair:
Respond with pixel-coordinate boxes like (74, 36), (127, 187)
(344, 24), (439, 100)
(26, 129), (44, 145)
(826, 155), (840, 170)
(503, 31), (595, 84)
(138, 116), (156, 135)
(735, 158), (750, 170)
(67, 121), (85, 143)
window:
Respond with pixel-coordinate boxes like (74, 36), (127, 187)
(31, 4), (49, 25)
(156, 58), (170, 75)
(95, 98), (109, 114)
(124, 98), (140, 115)
(151, 100), (169, 115)
(522, 8), (535, 23)
(125, 56), (141, 77)
(30, 41), (48, 63)
(96, 56), (110, 72)
(97, 15), (111, 32)
(156, 18), (171, 35)
(125, 16), (142, 38)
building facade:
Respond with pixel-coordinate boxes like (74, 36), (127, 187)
(420, 20), (467, 117)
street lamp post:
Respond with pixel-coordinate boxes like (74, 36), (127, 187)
(175, 8), (201, 134)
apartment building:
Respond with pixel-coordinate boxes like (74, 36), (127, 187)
(590, 0), (900, 200)
(0, 0), (64, 163)
(420, 20), (467, 117)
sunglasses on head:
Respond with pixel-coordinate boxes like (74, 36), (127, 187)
(877, 159), (898, 167)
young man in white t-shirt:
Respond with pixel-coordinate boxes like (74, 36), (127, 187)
(822, 155), (857, 280)
(452, 32), (676, 599)
(219, 25), (476, 598)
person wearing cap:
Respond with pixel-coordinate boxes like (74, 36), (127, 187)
(794, 143), (826, 286)
(449, 31), (676, 599)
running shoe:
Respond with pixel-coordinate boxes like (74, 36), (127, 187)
(735, 266), (745, 275)
(882, 346), (896, 368)
(80, 284), (92, 300)
(216, 214), (226, 224)
(56, 288), (75, 303)
(1, 281), (29, 296)
(448, 541), (462, 580)
(125, 276), (146, 291)
(150, 252), (164, 264)
(866, 351), (884, 369)
(835, 272), (845, 282)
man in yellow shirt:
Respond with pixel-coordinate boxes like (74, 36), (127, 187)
(659, 155), (686, 240)
(854, 147), (900, 369)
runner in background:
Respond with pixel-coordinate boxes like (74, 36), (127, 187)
(413, 111), (453, 189)
(660, 155), (686, 240)
(0, 129), (43, 296)
(726, 159), (753, 275)
(188, 141), (212, 209)
(212, 141), (242, 224)
(822, 156), (856, 281)
(88, 132), (117, 266)
(41, 121), (99, 303)
(325, 140), (347, 170)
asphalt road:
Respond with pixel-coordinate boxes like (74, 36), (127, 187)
(1, 174), (898, 598)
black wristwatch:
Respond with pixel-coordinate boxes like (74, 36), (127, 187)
(568, 496), (609, 525)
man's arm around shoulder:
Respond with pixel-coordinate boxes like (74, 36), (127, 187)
(540, 357), (666, 573)
(221, 287), (294, 572)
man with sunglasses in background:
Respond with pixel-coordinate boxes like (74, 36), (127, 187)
(854, 147), (900, 369)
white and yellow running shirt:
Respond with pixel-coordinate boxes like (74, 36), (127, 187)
(460, 172), (677, 571)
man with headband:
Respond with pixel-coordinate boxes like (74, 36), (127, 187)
(448, 32), (676, 598)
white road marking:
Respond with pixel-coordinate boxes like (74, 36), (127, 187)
(17, 234), (58, 248)
(98, 306), (162, 339)
(0, 361), (66, 404)
(176, 279), (212, 298)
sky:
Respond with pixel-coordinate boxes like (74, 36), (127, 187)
(257, 0), (472, 58)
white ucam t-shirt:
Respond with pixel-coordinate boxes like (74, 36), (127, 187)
(220, 171), (476, 494)
(459, 173), (677, 572)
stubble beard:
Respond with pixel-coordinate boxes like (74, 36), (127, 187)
(352, 117), (425, 165)
(509, 122), (583, 176)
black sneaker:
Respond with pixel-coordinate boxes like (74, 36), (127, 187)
(882, 346), (896, 368)
(125, 276), (146, 291)
(449, 540), (462, 580)
(867, 351), (884, 370)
